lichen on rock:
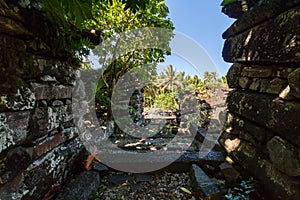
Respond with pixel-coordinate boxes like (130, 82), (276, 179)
(4, 87), (36, 111)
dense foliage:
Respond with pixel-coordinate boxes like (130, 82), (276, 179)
(14, 0), (161, 58)
(144, 65), (228, 111)
(84, 0), (174, 119)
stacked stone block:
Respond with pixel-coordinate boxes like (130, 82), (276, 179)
(220, 0), (300, 199)
(0, 1), (84, 199)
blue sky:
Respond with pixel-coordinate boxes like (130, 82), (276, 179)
(162, 0), (235, 77)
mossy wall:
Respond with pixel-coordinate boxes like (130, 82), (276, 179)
(0, 1), (85, 199)
(220, 0), (300, 199)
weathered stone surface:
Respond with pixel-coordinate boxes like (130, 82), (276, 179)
(0, 173), (29, 200)
(56, 171), (101, 200)
(260, 78), (288, 95)
(249, 78), (260, 91)
(97, 149), (225, 173)
(29, 105), (73, 139)
(227, 90), (300, 145)
(40, 75), (57, 83)
(238, 77), (251, 89)
(0, 87), (36, 111)
(274, 67), (296, 78)
(219, 162), (240, 183)
(47, 105), (73, 131)
(30, 83), (72, 100)
(229, 140), (258, 170)
(33, 127), (78, 159)
(288, 67), (300, 98)
(52, 100), (64, 106)
(200, 164), (216, 176)
(30, 58), (76, 82)
(0, 113), (16, 153)
(0, 147), (32, 185)
(23, 138), (84, 200)
(0, 2), (85, 200)
(266, 136), (300, 176)
(0, 138), (84, 200)
(241, 66), (273, 78)
(218, 133), (240, 154)
(222, 138), (299, 198)
(227, 63), (296, 80)
(226, 63), (242, 88)
(229, 142), (300, 199)
(231, 76), (288, 94)
(190, 164), (221, 199)
(254, 159), (300, 200)
(0, 111), (30, 153)
(223, 6), (300, 63)
(221, 1), (300, 199)
(223, 0), (300, 39)
(225, 113), (273, 143)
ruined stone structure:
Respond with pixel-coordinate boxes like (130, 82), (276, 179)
(220, 0), (300, 199)
(0, 1), (85, 199)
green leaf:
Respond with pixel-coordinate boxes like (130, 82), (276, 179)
(220, 0), (240, 6)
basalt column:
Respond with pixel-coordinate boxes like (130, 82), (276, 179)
(220, 0), (300, 199)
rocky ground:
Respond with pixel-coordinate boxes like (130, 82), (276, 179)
(85, 160), (261, 200)
(90, 171), (196, 200)
(54, 94), (264, 200)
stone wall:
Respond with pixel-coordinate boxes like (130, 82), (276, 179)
(220, 0), (300, 199)
(0, 1), (85, 199)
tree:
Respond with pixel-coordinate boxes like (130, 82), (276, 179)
(155, 65), (181, 92)
(203, 71), (218, 84)
(85, 0), (174, 120)
(185, 74), (205, 91)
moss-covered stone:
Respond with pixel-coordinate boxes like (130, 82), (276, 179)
(223, 0), (300, 39)
(223, 6), (300, 63)
(266, 136), (300, 176)
(227, 90), (300, 146)
(226, 63), (242, 88)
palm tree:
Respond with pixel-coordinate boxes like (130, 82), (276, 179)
(203, 71), (218, 84)
(155, 65), (181, 92)
(153, 65), (184, 111)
